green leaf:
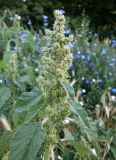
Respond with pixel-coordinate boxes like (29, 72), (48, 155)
(25, 97), (45, 122)
(63, 83), (75, 100)
(9, 123), (46, 160)
(111, 146), (116, 159)
(70, 101), (97, 142)
(0, 131), (14, 152)
(69, 141), (91, 156)
(0, 87), (11, 109)
(70, 100), (89, 127)
(14, 90), (42, 112)
(2, 51), (14, 70)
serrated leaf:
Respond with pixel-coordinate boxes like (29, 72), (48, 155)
(70, 101), (89, 127)
(25, 97), (45, 122)
(70, 101), (97, 142)
(9, 123), (46, 160)
(0, 87), (11, 109)
(0, 131), (14, 152)
(14, 90), (42, 112)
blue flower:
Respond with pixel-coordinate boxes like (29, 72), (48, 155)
(101, 49), (107, 55)
(20, 33), (28, 42)
(95, 71), (99, 75)
(111, 88), (116, 93)
(86, 49), (91, 54)
(108, 63), (114, 67)
(83, 60), (88, 64)
(111, 58), (115, 62)
(87, 55), (91, 61)
(81, 55), (86, 60)
(111, 40), (116, 47)
(59, 9), (65, 14)
(5, 80), (10, 84)
(89, 62), (94, 66)
(43, 22), (48, 27)
(65, 28), (71, 35)
(42, 15), (48, 20)
(85, 79), (91, 84)
(103, 75), (107, 78)
(73, 54), (80, 60)
(69, 43), (74, 49)
(27, 20), (32, 25)
(108, 72), (113, 76)
(35, 44), (41, 54)
(98, 79), (103, 83)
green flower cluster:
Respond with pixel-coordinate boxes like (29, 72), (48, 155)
(39, 10), (73, 106)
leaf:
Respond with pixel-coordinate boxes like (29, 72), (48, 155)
(111, 146), (116, 159)
(64, 128), (74, 140)
(0, 87), (11, 109)
(14, 90), (42, 112)
(0, 131), (14, 152)
(70, 100), (89, 127)
(63, 148), (75, 160)
(25, 97), (45, 122)
(9, 123), (46, 160)
(69, 141), (91, 156)
(70, 101), (97, 142)
(63, 83), (75, 100)
(2, 51), (14, 70)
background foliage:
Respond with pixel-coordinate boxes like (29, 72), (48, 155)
(0, 1), (115, 160)
(0, 0), (116, 36)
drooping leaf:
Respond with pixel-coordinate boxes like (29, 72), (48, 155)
(14, 90), (42, 112)
(69, 140), (91, 157)
(63, 83), (75, 100)
(70, 101), (97, 142)
(9, 123), (46, 160)
(0, 87), (11, 109)
(70, 100), (90, 127)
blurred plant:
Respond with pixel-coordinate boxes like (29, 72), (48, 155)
(68, 15), (116, 159)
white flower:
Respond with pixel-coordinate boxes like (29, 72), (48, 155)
(92, 79), (96, 83)
(0, 80), (3, 83)
(82, 89), (86, 93)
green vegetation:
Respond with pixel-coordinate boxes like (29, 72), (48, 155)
(0, 7), (115, 160)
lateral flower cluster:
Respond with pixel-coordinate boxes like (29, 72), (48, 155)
(39, 10), (73, 106)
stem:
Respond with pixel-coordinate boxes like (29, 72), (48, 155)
(50, 146), (55, 160)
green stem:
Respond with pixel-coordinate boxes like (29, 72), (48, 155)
(50, 146), (55, 160)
